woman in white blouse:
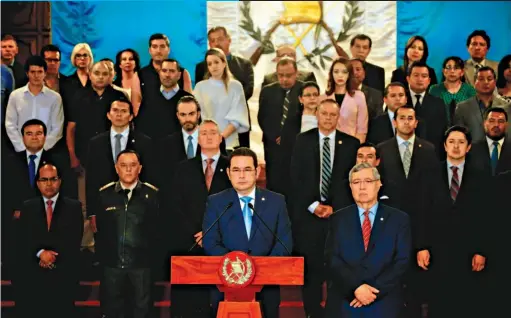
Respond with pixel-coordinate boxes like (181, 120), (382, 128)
(193, 48), (249, 150)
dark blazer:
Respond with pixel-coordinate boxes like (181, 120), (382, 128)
(361, 84), (384, 119)
(262, 70), (316, 87)
(377, 136), (440, 250)
(290, 129), (360, 233)
(367, 112), (395, 146)
(258, 81), (303, 194)
(325, 204), (411, 318)
(85, 129), (156, 217)
(170, 155), (231, 255)
(8, 60), (28, 89)
(195, 55), (254, 100)
(363, 61), (385, 93)
(202, 187), (292, 257)
(468, 137), (511, 176)
(17, 195), (83, 316)
(391, 65), (438, 88)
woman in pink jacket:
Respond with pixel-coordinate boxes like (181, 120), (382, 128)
(321, 57), (368, 142)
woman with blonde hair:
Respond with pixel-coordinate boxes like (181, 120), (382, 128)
(193, 48), (249, 150)
(321, 57), (368, 142)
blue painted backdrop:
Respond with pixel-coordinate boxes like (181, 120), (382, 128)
(397, 1), (511, 80)
(51, 0), (207, 83)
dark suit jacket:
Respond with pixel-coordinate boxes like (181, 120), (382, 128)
(325, 204), (411, 318)
(258, 81), (303, 194)
(202, 187), (292, 257)
(361, 84), (384, 119)
(391, 65), (438, 88)
(262, 70), (316, 87)
(367, 113), (394, 146)
(170, 155), (231, 255)
(468, 137), (511, 176)
(8, 60), (28, 89)
(290, 129), (360, 239)
(85, 129), (156, 217)
(377, 136), (440, 250)
(363, 61), (385, 93)
(195, 55), (254, 100)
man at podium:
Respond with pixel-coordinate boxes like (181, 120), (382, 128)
(203, 147), (293, 318)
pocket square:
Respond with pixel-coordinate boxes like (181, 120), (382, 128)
(106, 206), (117, 211)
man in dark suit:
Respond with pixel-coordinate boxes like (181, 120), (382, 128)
(377, 105), (440, 318)
(261, 44), (316, 87)
(16, 163), (83, 318)
(367, 82), (407, 145)
(169, 119), (232, 318)
(425, 126), (489, 318)
(406, 61), (448, 158)
(203, 147), (292, 318)
(468, 107), (511, 176)
(290, 99), (360, 318)
(325, 163), (411, 318)
(195, 26), (254, 147)
(350, 58), (383, 119)
(1, 34), (28, 88)
(349, 34), (385, 92)
(86, 98), (156, 229)
(258, 57), (303, 194)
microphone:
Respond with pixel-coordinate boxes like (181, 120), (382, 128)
(188, 202), (233, 252)
(247, 203), (291, 255)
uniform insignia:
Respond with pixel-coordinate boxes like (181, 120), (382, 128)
(99, 182), (115, 191)
(143, 182), (159, 191)
(106, 207), (117, 211)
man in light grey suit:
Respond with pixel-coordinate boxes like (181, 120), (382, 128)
(464, 30), (499, 87)
(455, 66), (510, 141)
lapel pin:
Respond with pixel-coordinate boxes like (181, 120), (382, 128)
(145, 194), (149, 198)
(220, 168), (223, 172)
(262, 197), (265, 201)
(380, 217), (384, 221)
(132, 139), (135, 143)
(338, 140), (342, 144)
(418, 144), (422, 148)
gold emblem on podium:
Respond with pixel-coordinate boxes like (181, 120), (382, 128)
(219, 251), (255, 288)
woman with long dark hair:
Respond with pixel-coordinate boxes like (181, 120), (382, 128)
(114, 49), (142, 115)
(497, 54), (511, 103)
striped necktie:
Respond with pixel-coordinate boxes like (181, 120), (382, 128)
(362, 210), (371, 252)
(450, 166), (460, 201)
(321, 137), (332, 200)
(281, 90), (290, 126)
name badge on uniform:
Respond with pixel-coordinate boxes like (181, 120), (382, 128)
(106, 206), (117, 211)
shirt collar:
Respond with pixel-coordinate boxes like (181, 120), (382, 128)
(23, 84), (48, 96)
(27, 148), (44, 160)
(182, 127), (199, 142)
(387, 109), (395, 121)
(409, 87), (426, 99)
(486, 136), (504, 148)
(396, 134), (415, 146)
(160, 84), (180, 93)
(110, 126), (130, 139)
(119, 181), (139, 192)
(319, 130), (336, 140)
(447, 160), (465, 170)
(43, 193), (59, 204)
(237, 187), (256, 202)
(201, 152), (221, 162)
(357, 202), (379, 217)
(469, 58), (486, 67)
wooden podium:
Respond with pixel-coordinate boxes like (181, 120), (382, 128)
(171, 252), (304, 318)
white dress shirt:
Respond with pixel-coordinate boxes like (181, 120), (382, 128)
(387, 110), (395, 135)
(409, 88), (426, 107)
(182, 128), (199, 156)
(237, 187), (256, 216)
(486, 136), (504, 158)
(110, 126), (130, 162)
(308, 130), (336, 213)
(120, 181), (138, 201)
(5, 84), (64, 151)
(26, 148), (44, 170)
(396, 134), (415, 161)
(37, 193), (60, 257)
(201, 152), (220, 174)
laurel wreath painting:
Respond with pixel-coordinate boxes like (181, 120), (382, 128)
(240, 1), (363, 70)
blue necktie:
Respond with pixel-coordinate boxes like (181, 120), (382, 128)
(241, 196), (252, 239)
(186, 135), (194, 159)
(491, 141), (499, 175)
(28, 154), (37, 187)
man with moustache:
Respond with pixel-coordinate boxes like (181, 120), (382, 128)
(349, 34), (385, 92)
(468, 107), (511, 176)
(135, 59), (192, 141)
(40, 44), (68, 93)
(367, 82), (408, 145)
(261, 44), (316, 87)
(350, 58), (383, 119)
(464, 30), (499, 86)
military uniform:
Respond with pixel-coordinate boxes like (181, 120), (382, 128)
(95, 181), (159, 318)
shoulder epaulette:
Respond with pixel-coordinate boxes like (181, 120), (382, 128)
(143, 182), (159, 191)
(99, 182), (115, 191)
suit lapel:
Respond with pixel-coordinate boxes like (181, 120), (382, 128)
(313, 131), (321, 191)
(367, 205), (389, 254)
(48, 196), (62, 232)
(105, 132), (115, 164)
(230, 189), (249, 244)
(384, 113), (395, 136)
(249, 188), (265, 244)
(332, 131), (345, 178)
(210, 156), (228, 194)
(350, 207), (366, 255)
(389, 138), (407, 182)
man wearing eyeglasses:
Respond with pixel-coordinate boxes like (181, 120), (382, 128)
(16, 163), (83, 318)
(203, 147), (292, 318)
(40, 44), (67, 93)
(325, 162), (411, 318)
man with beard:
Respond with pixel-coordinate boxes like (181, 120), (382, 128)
(350, 58), (383, 119)
(468, 107), (511, 176)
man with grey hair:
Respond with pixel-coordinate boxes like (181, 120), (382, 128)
(325, 162), (411, 318)
(168, 118), (231, 318)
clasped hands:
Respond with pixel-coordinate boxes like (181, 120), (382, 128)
(350, 283), (380, 308)
(313, 204), (333, 219)
(39, 250), (58, 270)
(416, 250), (485, 272)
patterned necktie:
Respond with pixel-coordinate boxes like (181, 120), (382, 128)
(450, 166), (460, 201)
(46, 200), (53, 231)
(415, 94), (422, 110)
(241, 196), (252, 239)
(362, 210), (371, 252)
(186, 135), (194, 159)
(402, 141), (412, 178)
(281, 90), (290, 126)
(114, 134), (122, 162)
(491, 141), (499, 175)
(321, 137), (332, 200)
(205, 158), (214, 191)
(28, 154), (37, 187)
(474, 64), (481, 83)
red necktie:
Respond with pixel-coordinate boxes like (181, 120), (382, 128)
(46, 200), (53, 231)
(362, 210), (372, 251)
(450, 166), (460, 201)
(205, 158), (214, 191)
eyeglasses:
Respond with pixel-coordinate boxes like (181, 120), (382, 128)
(75, 53), (89, 59)
(351, 179), (379, 186)
(37, 177), (60, 183)
(230, 168), (255, 174)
